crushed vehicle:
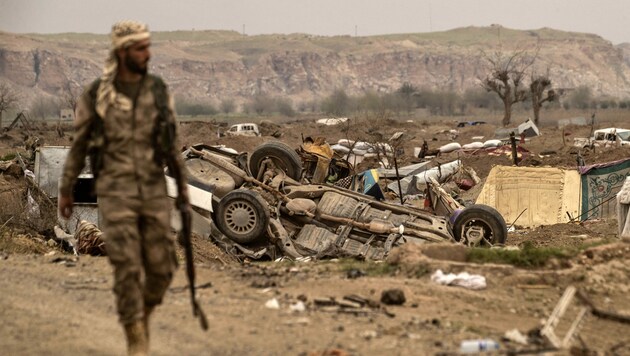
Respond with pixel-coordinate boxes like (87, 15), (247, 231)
(574, 127), (630, 148)
(183, 141), (508, 261)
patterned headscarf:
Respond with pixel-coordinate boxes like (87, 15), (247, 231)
(95, 20), (150, 118)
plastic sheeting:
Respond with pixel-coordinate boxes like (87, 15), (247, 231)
(430, 269), (486, 290)
(617, 176), (630, 239)
(386, 160), (460, 195)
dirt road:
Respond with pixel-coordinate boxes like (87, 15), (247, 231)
(2, 237), (629, 355)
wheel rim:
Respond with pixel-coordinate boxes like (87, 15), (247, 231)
(261, 156), (291, 174)
(461, 218), (494, 246)
(224, 201), (258, 234)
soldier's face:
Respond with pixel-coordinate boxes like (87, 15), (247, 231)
(123, 39), (151, 75)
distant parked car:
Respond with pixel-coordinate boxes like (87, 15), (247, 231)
(225, 123), (261, 137)
(573, 128), (630, 148)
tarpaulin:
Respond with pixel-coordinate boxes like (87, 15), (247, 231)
(360, 169), (385, 200)
(476, 166), (580, 227)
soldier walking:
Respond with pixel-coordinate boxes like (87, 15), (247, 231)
(59, 20), (189, 356)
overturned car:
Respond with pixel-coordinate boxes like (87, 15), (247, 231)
(183, 141), (507, 261)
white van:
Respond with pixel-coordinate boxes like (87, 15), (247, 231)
(574, 128), (630, 148)
(225, 123), (261, 137)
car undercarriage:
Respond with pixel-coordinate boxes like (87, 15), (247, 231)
(184, 141), (508, 261)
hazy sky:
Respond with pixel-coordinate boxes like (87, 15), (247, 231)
(1, 0), (628, 44)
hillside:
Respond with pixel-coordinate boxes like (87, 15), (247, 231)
(1, 25), (630, 107)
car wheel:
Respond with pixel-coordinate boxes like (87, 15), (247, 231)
(249, 141), (302, 181)
(215, 190), (270, 244)
(452, 204), (507, 246)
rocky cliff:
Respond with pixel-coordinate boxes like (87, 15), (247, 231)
(1, 25), (629, 107)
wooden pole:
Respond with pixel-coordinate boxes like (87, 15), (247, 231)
(510, 131), (518, 166)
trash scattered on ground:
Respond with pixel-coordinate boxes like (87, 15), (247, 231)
(459, 339), (500, 353)
(50, 256), (78, 267)
(503, 329), (529, 345)
(289, 301), (306, 313)
(0, 114), (629, 355)
(312, 294), (395, 318)
(265, 298), (280, 310)
(430, 269), (487, 290)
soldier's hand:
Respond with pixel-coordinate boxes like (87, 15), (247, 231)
(59, 194), (74, 219)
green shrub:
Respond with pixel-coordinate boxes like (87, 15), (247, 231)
(467, 241), (571, 268)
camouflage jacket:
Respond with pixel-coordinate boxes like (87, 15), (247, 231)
(60, 75), (186, 200)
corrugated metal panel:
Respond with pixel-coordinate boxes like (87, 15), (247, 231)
(34, 146), (73, 198)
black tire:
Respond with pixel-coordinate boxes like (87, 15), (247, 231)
(249, 141), (302, 181)
(215, 190), (270, 245)
(452, 204), (507, 246)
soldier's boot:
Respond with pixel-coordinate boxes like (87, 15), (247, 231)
(124, 320), (148, 356)
(143, 306), (154, 340)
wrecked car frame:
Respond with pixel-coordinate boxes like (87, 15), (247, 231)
(185, 141), (507, 261)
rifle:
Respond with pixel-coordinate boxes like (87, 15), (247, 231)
(154, 76), (208, 330)
(166, 154), (209, 331)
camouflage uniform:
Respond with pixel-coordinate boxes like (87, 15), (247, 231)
(60, 75), (186, 325)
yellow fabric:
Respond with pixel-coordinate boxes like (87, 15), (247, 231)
(475, 166), (581, 227)
(302, 138), (334, 159)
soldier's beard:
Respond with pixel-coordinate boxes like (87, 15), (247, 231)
(126, 56), (148, 75)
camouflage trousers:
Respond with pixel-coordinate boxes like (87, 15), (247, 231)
(99, 195), (178, 325)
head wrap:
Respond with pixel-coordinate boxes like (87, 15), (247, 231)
(95, 20), (150, 118)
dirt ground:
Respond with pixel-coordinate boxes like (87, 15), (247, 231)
(1, 114), (630, 355)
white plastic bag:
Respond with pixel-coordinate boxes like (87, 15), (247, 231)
(430, 269), (487, 290)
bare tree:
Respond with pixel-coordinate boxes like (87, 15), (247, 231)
(30, 95), (62, 121)
(480, 49), (536, 126)
(62, 82), (81, 114)
(220, 98), (236, 114)
(321, 89), (351, 117)
(0, 83), (19, 128)
(395, 82), (417, 114)
(529, 72), (556, 125)
(56, 82), (83, 137)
